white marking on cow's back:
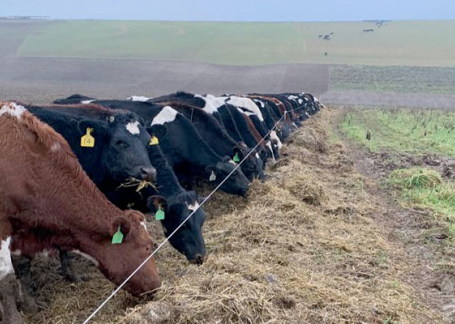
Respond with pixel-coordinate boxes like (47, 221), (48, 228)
(253, 99), (265, 108)
(225, 96), (264, 122)
(228, 160), (236, 165)
(140, 221), (147, 230)
(314, 97), (319, 103)
(11, 249), (21, 256)
(73, 250), (100, 267)
(255, 153), (260, 159)
(298, 99), (303, 104)
(126, 121), (141, 135)
(81, 100), (95, 104)
(270, 130), (282, 150)
(151, 106), (178, 126)
(128, 96), (150, 102)
(187, 201), (200, 212)
(0, 102), (26, 120)
(194, 95), (226, 115)
(0, 237), (14, 280)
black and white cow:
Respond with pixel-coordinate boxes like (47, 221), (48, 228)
(155, 102), (265, 181)
(26, 104), (157, 193)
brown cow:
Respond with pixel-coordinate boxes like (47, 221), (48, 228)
(0, 102), (161, 324)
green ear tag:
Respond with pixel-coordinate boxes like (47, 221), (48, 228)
(233, 152), (240, 163)
(112, 226), (124, 244)
(155, 207), (165, 221)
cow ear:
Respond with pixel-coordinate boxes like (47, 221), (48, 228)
(78, 120), (107, 138)
(111, 216), (132, 242)
(150, 124), (168, 139)
(233, 146), (244, 159)
(146, 195), (167, 221)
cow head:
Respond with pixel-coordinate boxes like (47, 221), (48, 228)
(80, 112), (156, 184)
(206, 156), (250, 196)
(83, 210), (161, 296)
(233, 145), (265, 181)
(147, 192), (206, 264)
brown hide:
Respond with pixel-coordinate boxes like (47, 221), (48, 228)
(0, 102), (160, 296)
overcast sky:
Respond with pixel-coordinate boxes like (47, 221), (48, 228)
(1, 0), (454, 21)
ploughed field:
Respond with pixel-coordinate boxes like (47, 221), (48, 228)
(18, 108), (445, 324)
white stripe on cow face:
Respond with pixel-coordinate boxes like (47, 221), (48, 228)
(0, 237), (14, 280)
(270, 131), (283, 150)
(126, 121), (141, 135)
(266, 141), (276, 162)
(81, 100), (95, 104)
(0, 102), (26, 120)
(187, 201), (200, 212)
(127, 96), (150, 102)
(151, 106), (178, 126)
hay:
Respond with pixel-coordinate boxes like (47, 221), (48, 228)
(16, 108), (441, 324)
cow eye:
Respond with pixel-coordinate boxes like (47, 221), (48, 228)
(116, 140), (129, 148)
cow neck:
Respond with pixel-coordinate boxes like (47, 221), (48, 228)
(148, 146), (183, 198)
(175, 106), (238, 155)
(173, 114), (222, 167)
(6, 112), (121, 244)
(26, 106), (107, 185)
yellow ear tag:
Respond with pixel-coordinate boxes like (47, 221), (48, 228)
(81, 128), (95, 148)
(149, 135), (159, 146)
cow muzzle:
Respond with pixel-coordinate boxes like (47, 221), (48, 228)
(140, 167), (157, 182)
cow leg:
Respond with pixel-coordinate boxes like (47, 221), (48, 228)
(59, 249), (82, 283)
(0, 236), (24, 324)
(12, 256), (39, 314)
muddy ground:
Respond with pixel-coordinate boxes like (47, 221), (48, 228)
(3, 108), (453, 324)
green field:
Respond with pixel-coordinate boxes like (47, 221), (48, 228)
(15, 20), (455, 66)
(342, 109), (455, 241)
(342, 109), (455, 157)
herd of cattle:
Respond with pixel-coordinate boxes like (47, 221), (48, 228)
(0, 91), (321, 324)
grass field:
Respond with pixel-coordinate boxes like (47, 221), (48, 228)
(342, 109), (455, 157)
(14, 20), (455, 66)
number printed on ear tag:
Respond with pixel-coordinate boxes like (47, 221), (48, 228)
(112, 226), (124, 244)
(155, 206), (165, 220)
(81, 128), (95, 148)
(209, 171), (216, 181)
(149, 135), (159, 145)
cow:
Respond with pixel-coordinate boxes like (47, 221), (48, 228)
(25, 104), (157, 197)
(156, 101), (264, 181)
(66, 100), (251, 196)
(113, 143), (207, 264)
(0, 102), (161, 324)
